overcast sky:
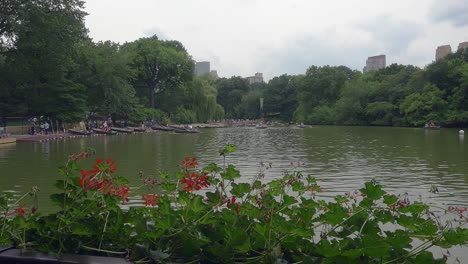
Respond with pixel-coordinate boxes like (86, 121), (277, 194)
(84, 0), (468, 80)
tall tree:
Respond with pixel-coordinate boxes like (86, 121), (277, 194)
(1, 0), (88, 121)
(123, 36), (194, 108)
(77, 41), (137, 117)
(264, 74), (297, 121)
(215, 76), (249, 118)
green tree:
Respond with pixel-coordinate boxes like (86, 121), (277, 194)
(264, 74), (297, 121)
(399, 84), (447, 126)
(1, 0), (88, 121)
(295, 66), (358, 123)
(77, 41), (138, 118)
(215, 76), (249, 118)
(123, 36), (194, 108)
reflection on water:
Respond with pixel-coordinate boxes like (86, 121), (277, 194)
(1, 127), (467, 212)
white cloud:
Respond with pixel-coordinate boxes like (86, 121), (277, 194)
(84, 0), (468, 80)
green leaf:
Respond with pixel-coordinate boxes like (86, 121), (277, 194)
(206, 191), (221, 205)
(291, 181), (306, 193)
(162, 183), (177, 192)
(219, 144), (237, 156)
(188, 195), (207, 213)
(231, 183), (251, 197)
(398, 202), (428, 215)
(204, 162), (222, 173)
(53, 180), (65, 190)
(220, 165), (240, 180)
(114, 176), (129, 185)
(316, 240), (340, 257)
(383, 194), (398, 206)
(282, 194), (296, 206)
(360, 182), (386, 200)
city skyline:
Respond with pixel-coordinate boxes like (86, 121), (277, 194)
(84, 0), (468, 80)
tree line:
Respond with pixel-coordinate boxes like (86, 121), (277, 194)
(1, 0), (467, 127)
(215, 50), (468, 127)
(0, 0), (224, 126)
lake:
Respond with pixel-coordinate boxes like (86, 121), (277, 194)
(1, 126), (467, 211)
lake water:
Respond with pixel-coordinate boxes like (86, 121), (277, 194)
(1, 126), (467, 210)
(1, 126), (467, 260)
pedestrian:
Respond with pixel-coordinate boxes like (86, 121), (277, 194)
(44, 121), (50, 135)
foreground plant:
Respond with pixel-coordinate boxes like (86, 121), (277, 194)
(0, 145), (466, 263)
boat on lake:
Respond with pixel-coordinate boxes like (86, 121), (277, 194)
(111, 127), (134, 134)
(92, 128), (117, 135)
(151, 125), (175, 132)
(173, 127), (200, 134)
(130, 127), (146, 132)
(423, 126), (441, 130)
(256, 123), (267, 129)
(69, 129), (92, 136)
(0, 137), (16, 144)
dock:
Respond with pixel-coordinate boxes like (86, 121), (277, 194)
(0, 137), (16, 144)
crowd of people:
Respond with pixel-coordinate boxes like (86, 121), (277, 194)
(28, 117), (52, 135)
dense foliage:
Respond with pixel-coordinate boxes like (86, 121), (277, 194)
(1, 0), (467, 127)
(0, 0), (224, 125)
(0, 146), (466, 263)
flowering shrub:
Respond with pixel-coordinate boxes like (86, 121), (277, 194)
(0, 145), (467, 263)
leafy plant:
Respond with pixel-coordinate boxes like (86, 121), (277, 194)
(0, 145), (466, 263)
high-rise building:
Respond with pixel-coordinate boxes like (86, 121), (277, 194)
(435, 45), (452, 61)
(209, 70), (219, 79)
(458, 42), (468, 51)
(246, 73), (264, 84)
(363, 55), (386, 72)
(194, 61), (210, 76)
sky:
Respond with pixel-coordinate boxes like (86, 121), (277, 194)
(84, 0), (468, 80)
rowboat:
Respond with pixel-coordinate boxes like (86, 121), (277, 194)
(174, 128), (200, 134)
(92, 128), (117, 135)
(0, 137), (16, 144)
(130, 127), (146, 132)
(69, 129), (92, 136)
(110, 127), (134, 134)
(151, 125), (175, 132)
(423, 126), (440, 130)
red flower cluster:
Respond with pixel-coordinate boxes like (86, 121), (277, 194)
(226, 196), (240, 215)
(76, 158), (129, 202)
(179, 171), (210, 192)
(448, 206), (468, 219)
(142, 194), (158, 206)
(14, 204), (26, 216)
(181, 157), (198, 168)
(179, 157), (210, 192)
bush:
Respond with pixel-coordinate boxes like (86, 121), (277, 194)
(174, 107), (196, 124)
(129, 106), (169, 125)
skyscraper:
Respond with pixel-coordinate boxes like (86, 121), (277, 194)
(435, 45), (452, 61)
(194, 61), (210, 76)
(363, 55), (386, 72)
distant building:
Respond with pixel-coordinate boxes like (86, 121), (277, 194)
(458, 42), (468, 51)
(435, 45), (452, 61)
(209, 70), (219, 79)
(363, 55), (386, 72)
(194, 61), (210, 76)
(246, 73), (264, 84)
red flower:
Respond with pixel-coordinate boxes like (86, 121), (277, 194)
(179, 171), (210, 192)
(181, 157), (198, 168)
(14, 204), (26, 216)
(226, 196), (240, 215)
(142, 194), (158, 206)
(113, 186), (130, 202)
(106, 158), (117, 173)
(96, 158), (104, 164)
